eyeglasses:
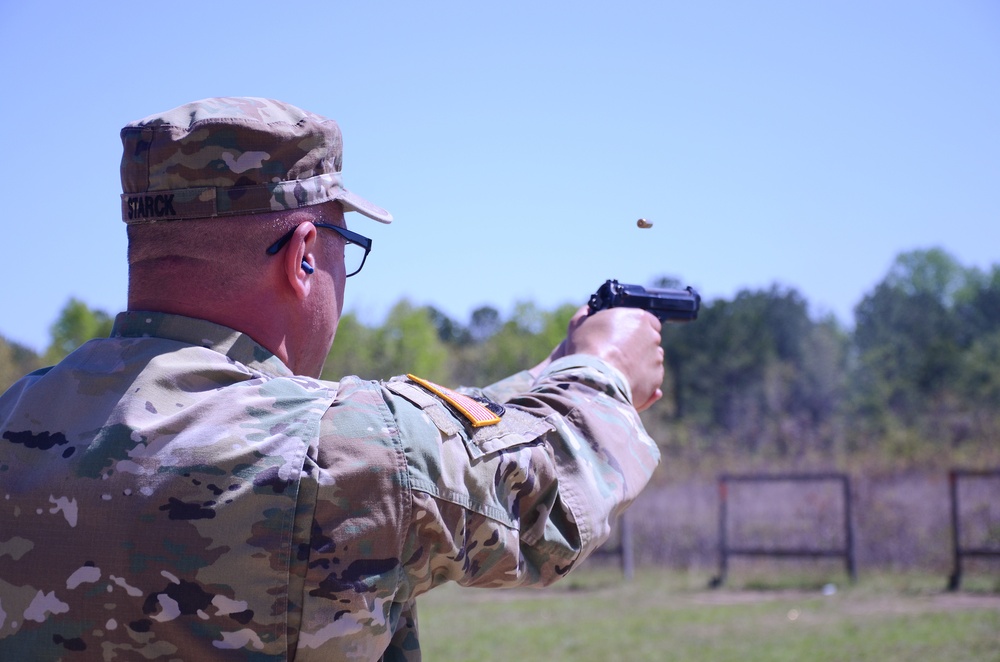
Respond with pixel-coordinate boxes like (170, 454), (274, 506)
(265, 222), (373, 277)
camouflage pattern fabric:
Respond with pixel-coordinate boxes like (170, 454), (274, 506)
(120, 97), (392, 224)
(0, 312), (660, 660)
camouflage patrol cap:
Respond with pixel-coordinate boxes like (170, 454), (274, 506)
(120, 97), (392, 224)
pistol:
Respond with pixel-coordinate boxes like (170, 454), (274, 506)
(587, 279), (700, 322)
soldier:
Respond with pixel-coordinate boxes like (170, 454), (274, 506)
(0, 97), (664, 660)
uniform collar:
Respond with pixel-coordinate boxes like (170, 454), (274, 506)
(111, 311), (295, 378)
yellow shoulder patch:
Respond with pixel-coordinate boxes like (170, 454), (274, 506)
(406, 374), (502, 427)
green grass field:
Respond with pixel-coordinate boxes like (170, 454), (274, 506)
(417, 568), (1000, 661)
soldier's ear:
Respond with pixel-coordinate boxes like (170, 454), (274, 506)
(284, 223), (317, 300)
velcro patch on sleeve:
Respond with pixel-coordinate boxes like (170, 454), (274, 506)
(406, 374), (502, 427)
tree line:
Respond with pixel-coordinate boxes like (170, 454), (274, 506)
(3, 247), (998, 468)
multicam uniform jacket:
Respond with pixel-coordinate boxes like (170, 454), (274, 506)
(0, 312), (660, 661)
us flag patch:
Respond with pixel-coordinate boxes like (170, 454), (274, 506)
(406, 374), (502, 427)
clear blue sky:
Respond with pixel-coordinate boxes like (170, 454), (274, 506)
(1, 1), (998, 353)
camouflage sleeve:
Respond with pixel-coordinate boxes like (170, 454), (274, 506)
(473, 369), (535, 404)
(472, 358), (635, 406)
(395, 354), (658, 599)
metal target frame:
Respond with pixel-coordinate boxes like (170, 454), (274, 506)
(710, 472), (857, 588)
(947, 468), (1000, 591)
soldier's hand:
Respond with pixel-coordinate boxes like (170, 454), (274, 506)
(563, 306), (665, 412)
